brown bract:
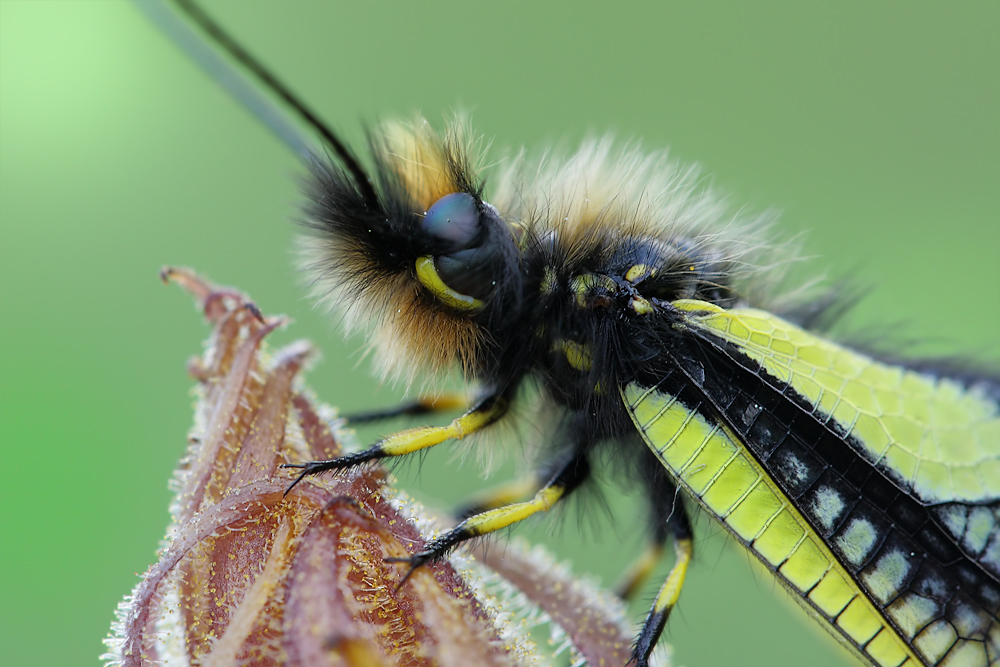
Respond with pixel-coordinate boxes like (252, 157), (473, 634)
(103, 268), (649, 667)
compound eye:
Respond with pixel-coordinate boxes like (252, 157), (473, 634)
(421, 192), (481, 250)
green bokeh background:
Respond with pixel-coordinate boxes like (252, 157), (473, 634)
(2, 2), (997, 666)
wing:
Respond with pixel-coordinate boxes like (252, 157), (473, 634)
(622, 300), (1000, 667)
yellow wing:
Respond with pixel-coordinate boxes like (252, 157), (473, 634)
(623, 300), (1000, 666)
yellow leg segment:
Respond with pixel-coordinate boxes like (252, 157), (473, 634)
(385, 453), (590, 582)
(462, 485), (565, 537)
(633, 536), (694, 666)
(652, 536), (692, 615)
(455, 475), (540, 519)
(281, 396), (507, 494)
(378, 396), (507, 456)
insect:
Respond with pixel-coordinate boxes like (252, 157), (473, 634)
(145, 1), (1000, 665)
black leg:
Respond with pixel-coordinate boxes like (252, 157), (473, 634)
(615, 525), (668, 601)
(631, 499), (693, 667)
(616, 448), (681, 600)
(387, 450), (591, 586)
(342, 393), (468, 425)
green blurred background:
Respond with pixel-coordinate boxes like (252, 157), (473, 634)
(1, 2), (997, 665)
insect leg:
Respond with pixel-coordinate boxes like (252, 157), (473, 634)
(614, 528), (667, 601)
(341, 393), (469, 425)
(281, 393), (508, 493)
(452, 474), (541, 520)
(615, 445), (681, 600)
(632, 500), (694, 667)
(386, 449), (591, 585)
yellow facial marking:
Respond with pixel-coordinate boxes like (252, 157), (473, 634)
(414, 256), (483, 311)
(570, 273), (616, 308)
(625, 264), (655, 283)
(631, 297), (654, 315)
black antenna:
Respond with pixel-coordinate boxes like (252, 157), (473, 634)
(135, 0), (378, 207)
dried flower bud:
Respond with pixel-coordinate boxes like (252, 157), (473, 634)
(103, 268), (665, 667)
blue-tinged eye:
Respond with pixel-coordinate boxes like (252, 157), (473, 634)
(416, 192), (510, 305)
(421, 192), (481, 250)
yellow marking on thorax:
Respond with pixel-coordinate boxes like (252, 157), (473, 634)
(623, 383), (921, 667)
(672, 299), (1000, 504)
(414, 256), (483, 311)
(553, 339), (593, 372)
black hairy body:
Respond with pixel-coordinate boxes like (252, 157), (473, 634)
(300, 121), (767, 440)
(300, 122), (744, 478)
(294, 121), (787, 665)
